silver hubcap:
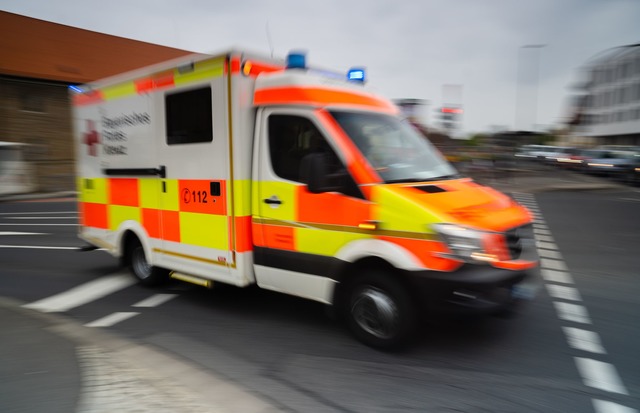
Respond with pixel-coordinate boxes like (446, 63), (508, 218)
(132, 247), (151, 279)
(351, 287), (400, 339)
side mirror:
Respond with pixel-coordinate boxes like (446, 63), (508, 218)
(300, 153), (346, 194)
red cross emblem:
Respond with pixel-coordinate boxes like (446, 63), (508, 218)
(83, 120), (100, 156)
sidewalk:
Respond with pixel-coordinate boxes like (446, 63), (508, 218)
(0, 297), (284, 413)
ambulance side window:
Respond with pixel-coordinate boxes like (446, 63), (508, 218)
(268, 115), (363, 198)
(165, 87), (213, 145)
(268, 115), (336, 182)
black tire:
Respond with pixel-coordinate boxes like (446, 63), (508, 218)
(128, 239), (169, 287)
(345, 270), (416, 350)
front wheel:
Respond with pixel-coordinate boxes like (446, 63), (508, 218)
(345, 270), (416, 350)
(128, 239), (169, 287)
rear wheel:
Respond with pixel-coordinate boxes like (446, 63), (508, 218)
(128, 239), (169, 287)
(345, 270), (416, 350)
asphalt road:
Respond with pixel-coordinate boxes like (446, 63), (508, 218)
(1, 186), (639, 412)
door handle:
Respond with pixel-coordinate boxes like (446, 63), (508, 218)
(264, 196), (282, 205)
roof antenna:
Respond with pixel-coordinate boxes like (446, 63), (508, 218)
(266, 21), (274, 58)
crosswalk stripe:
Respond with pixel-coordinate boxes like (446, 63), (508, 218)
(22, 272), (135, 312)
(84, 312), (139, 327)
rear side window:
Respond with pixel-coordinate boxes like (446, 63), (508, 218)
(166, 87), (213, 145)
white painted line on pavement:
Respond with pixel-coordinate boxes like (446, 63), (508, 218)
(22, 272), (136, 312)
(0, 211), (76, 215)
(593, 399), (638, 413)
(563, 327), (606, 354)
(538, 249), (563, 259)
(541, 269), (574, 284)
(0, 231), (47, 235)
(0, 245), (81, 250)
(574, 357), (628, 395)
(7, 216), (77, 220)
(534, 228), (551, 236)
(534, 234), (554, 242)
(537, 241), (559, 250)
(554, 302), (592, 324)
(132, 294), (178, 308)
(84, 312), (140, 327)
(0, 223), (78, 226)
(541, 258), (568, 271)
(547, 284), (582, 301)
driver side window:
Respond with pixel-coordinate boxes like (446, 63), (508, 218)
(268, 115), (339, 183)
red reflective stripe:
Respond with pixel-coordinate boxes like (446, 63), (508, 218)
(162, 210), (181, 243)
(254, 86), (398, 112)
(296, 186), (371, 225)
(256, 224), (295, 251)
(73, 90), (105, 106)
(154, 72), (175, 88)
(230, 57), (242, 74)
(141, 208), (161, 239)
(178, 180), (226, 215)
(80, 202), (108, 229)
(233, 215), (253, 252)
(108, 179), (139, 207)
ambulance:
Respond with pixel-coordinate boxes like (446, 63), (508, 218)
(72, 49), (538, 349)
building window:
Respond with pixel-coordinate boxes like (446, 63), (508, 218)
(165, 87), (213, 145)
(20, 94), (45, 113)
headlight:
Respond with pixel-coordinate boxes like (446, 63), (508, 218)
(432, 223), (496, 263)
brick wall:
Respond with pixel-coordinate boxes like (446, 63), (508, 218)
(0, 76), (75, 191)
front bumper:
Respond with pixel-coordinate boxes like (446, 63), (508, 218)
(408, 263), (538, 315)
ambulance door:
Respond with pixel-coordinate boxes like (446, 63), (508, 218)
(154, 82), (232, 281)
(253, 108), (369, 303)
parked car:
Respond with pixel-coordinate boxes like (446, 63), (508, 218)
(585, 148), (640, 184)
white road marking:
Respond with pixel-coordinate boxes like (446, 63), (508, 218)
(0, 231), (47, 235)
(538, 249), (563, 259)
(537, 241), (559, 250)
(541, 258), (568, 271)
(534, 228), (551, 236)
(554, 302), (592, 324)
(0, 211), (76, 215)
(7, 216), (77, 220)
(563, 327), (606, 354)
(0, 223), (78, 226)
(22, 272), (136, 312)
(593, 399), (638, 413)
(84, 312), (139, 327)
(547, 284), (582, 301)
(574, 357), (628, 395)
(534, 234), (555, 242)
(132, 294), (178, 308)
(541, 269), (574, 284)
(0, 245), (81, 250)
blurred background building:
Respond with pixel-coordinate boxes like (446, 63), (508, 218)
(568, 43), (640, 147)
(0, 11), (192, 193)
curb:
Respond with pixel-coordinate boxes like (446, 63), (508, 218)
(0, 297), (284, 413)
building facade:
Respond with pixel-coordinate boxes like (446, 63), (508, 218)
(0, 11), (192, 191)
(570, 44), (640, 147)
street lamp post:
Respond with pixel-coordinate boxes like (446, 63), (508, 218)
(516, 44), (545, 132)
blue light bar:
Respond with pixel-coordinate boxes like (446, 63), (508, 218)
(68, 85), (83, 93)
(347, 68), (366, 83)
(286, 52), (306, 69)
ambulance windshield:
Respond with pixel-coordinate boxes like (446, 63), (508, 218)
(329, 111), (458, 183)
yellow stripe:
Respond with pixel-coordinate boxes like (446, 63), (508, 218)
(79, 177), (108, 204)
(371, 186), (444, 233)
(139, 178), (160, 209)
(180, 212), (228, 249)
(160, 179), (180, 211)
(108, 205), (141, 231)
(253, 217), (438, 241)
(233, 179), (252, 216)
(296, 227), (370, 256)
(102, 82), (137, 101)
(174, 57), (225, 86)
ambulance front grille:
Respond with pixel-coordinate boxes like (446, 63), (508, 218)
(505, 224), (533, 260)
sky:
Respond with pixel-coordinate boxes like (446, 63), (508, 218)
(2, 0), (639, 136)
